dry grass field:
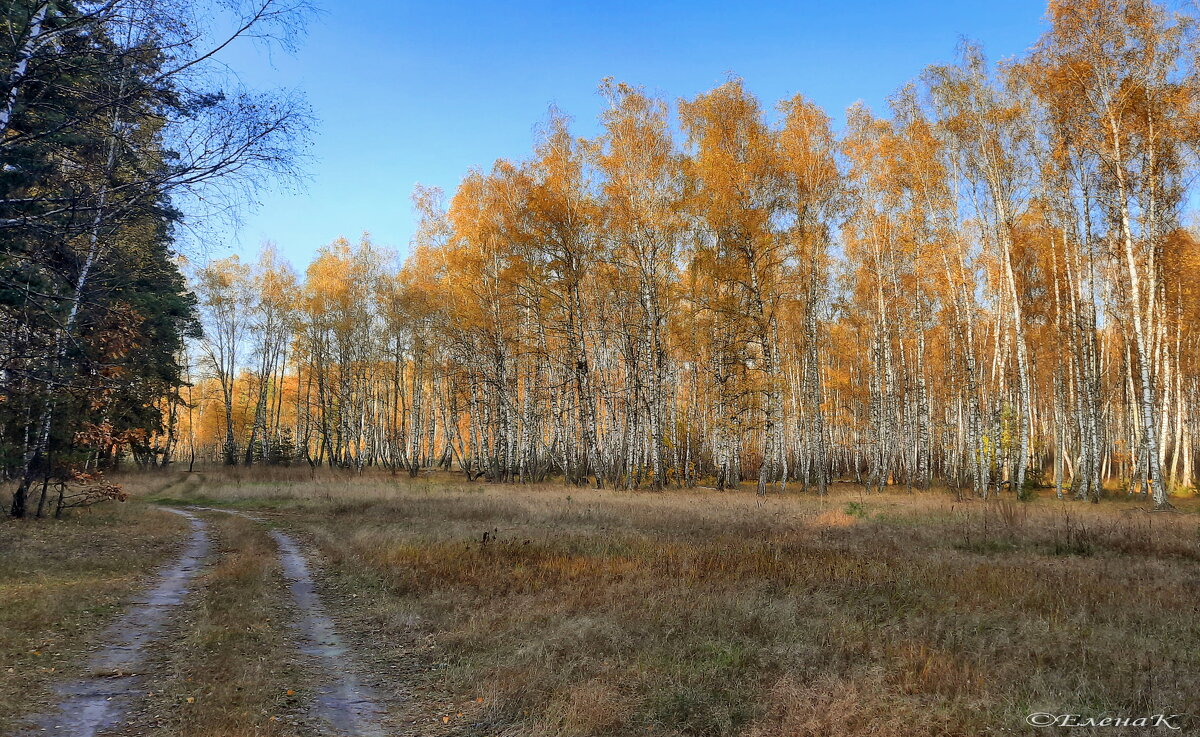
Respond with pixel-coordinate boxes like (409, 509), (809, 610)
(4, 469), (1199, 735)
(131, 470), (1200, 736)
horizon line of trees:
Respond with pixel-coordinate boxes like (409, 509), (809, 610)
(130, 0), (1200, 510)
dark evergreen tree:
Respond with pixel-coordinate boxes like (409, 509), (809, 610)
(1, 0), (309, 516)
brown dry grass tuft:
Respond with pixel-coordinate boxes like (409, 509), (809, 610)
(745, 674), (973, 737)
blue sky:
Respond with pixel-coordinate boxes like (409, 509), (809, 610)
(213, 0), (1049, 269)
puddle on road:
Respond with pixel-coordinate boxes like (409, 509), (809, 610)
(27, 508), (210, 737)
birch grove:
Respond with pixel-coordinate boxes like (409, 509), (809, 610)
(159, 1), (1200, 507)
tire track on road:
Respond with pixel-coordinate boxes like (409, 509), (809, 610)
(270, 528), (387, 737)
(192, 506), (387, 736)
(25, 508), (210, 737)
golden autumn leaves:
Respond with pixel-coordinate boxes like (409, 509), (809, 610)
(180, 0), (1200, 503)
